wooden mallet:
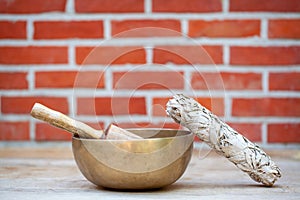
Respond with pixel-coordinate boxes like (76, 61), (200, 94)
(30, 103), (142, 140)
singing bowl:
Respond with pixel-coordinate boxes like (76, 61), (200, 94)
(72, 129), (194, 190)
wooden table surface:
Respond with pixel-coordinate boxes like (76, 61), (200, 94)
(0, 146), (299, 200)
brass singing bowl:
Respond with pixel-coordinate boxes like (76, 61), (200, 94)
(72, 129), (194, 190)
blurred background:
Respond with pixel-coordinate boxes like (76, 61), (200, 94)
(0, 0), (299, 148)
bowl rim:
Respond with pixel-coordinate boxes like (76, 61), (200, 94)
(72, 128), (193, 142)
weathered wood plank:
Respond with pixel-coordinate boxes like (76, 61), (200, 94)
(0, 148), (299, 200)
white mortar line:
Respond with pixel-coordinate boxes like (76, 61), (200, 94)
(223, 45), (230, 65)
(1, 12), (300, 20)
(145, 46), (153, 64)
(0, 90), (76, 97)
(261, 18), (268, 39)
(262, 70), (269, 94)
(224, 95), (232, 121)
(145, 0), (152, 13)
(0, 65), (73, 70)
(222, 0), (229, 13)
(67, 95), (75, 117)
(0, 115), (32, 121)
(111, 90), (220, 98)
(181, 19), (188, 36)
(1, 89), (299, 98)
(103, 19), (111, 39)
(262, 123), (268, 145)
(260, 143), (300, 149)
(145, 95), (153, 118)
(226, 117), (300, 123)
(1, 37), (300, 46)
(65, 0), (74, 13)
(184, 69), (192, 91)
(68, 45), (76, 67)
(224, 91), (300, 97)
(29, 118), (35, 141)
(104, 67), (113, 91)
(27, 69), (35, 91)
(1, 64), (299, 72)
(0, 65), (137, 72)
(26, 19), (34, 41)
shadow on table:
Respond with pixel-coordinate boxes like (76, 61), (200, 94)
(162, 182), (282, 191)
(94, 181), (282, 193)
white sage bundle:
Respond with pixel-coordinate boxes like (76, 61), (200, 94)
(166, 94), (281, 186)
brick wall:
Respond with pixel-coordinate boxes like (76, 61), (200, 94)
(0, 0), (299, 146)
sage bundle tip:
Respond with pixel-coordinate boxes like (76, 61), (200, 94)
(166, 94), (281, 186)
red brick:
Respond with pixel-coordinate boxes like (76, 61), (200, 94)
(232, 98), (300, 117)
(0, 21), (26, 39)
(152, 98), (169, 116)
(189, 20), (260, 38)
(269, 72), (300, 91)
(1, 96), (68, 114)
(36, 123), (71, 141)
(268, 123), (300, 143)
(0, 121), (29, 140)
(35, 71), (105, 88)
(153, 45), (223, 64)
(84, 122), (105, 131)
(191, 72), (262, 90)
(34, 21), (103, 39)
(75, 0), (144, 13)
(269, 19), (300, 39)
(0, 46), (68, 64)
(77, 97), (146, 116)
(153, 0), (222, 13)
(0, 72), (28, 89)
(230, 46), (300, 65)
(36, 121), (105, 141)
(35, 121), (105, 141)
(113, 71), (184, 90)
(196, 97), (224, 116)
(152, 97), (224, 116)
(230, 0), (300, 12)
(0, 0), (66, 14)
(76, 46), (146, 65)
(228, 123), (262, 142)
(111, 20), (181, 37)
